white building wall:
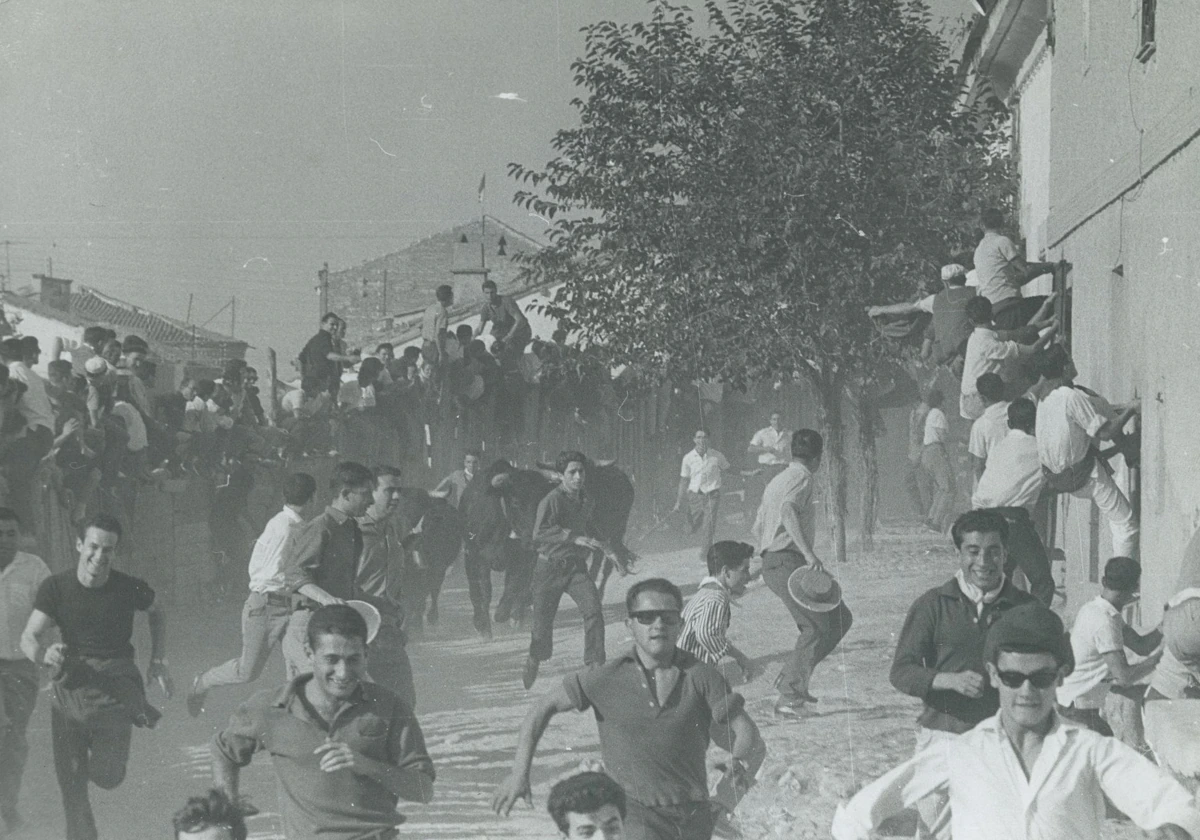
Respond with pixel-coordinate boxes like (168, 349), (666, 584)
(1015, 36), (1053, 297)
(3, 305), (85, 376)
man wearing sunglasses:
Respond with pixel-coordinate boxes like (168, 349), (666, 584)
(889, 508), (1036, 839)
(493, 578), (765, 840)
(835, 603), (1200, 840)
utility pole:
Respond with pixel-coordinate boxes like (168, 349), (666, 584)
(231, 296), (236, 338)
(382, 269), (388, 318)
(318, 263), (329, 321)
(185, 293), (194, 323)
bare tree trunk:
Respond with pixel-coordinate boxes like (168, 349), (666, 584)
(818, 375), (849, 564)
(856, 394), (879, 555)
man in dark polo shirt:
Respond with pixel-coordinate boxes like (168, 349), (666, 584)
(281, 461), (375, 680)
(212, 604), (434, 840)
(889, 509), (1036, 839)
(355, 466), (417, 712)
(21, 514), (172, 840)
(494, 578), (766, 840)
(299, 313), (360, 399)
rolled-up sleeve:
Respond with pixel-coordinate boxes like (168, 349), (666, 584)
(1095, 735), (1200, 838)
(212, 695), (268, 768)
(693, 667), (744, 726)
(832, 746), (949, 840)
(283, 517), (326, 593)
(388, 706), (436, 783)
(562, 670), (594, 713)
(890, 594), (938, 700)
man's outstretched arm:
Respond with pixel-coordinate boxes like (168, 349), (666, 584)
(491, 684), (577, 816)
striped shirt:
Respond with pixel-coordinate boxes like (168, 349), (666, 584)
(677, 577), (732, 664)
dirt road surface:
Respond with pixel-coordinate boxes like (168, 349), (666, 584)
(10, 522), (1149, 838)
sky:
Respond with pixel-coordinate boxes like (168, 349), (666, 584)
(0, 0), (971, 372)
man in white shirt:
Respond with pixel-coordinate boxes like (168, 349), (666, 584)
(753, 430), (852, 718)
(835, 602), (1200, 840)
(905, 395), (932, 522)
(0, 508), (50, 832)
(421, 284), (454, 365)
(434, 450), (480, 509)
(920, 389), (955, 534)
(973, 208), (1056, 330)
(674, 429), (733, 563)
(960, 296), (1057, 420)
(1058, 556), (1162, 737)
(968, 373), (1010, 480)
(972, 399), (1054, 605)
(186, 473), (316, 717)
(1033, 346), (1140, 556)
(747, 412), (791, 510)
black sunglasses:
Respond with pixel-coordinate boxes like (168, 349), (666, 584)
(630, 610), (682, 626)
(996, 669), (1058, 689)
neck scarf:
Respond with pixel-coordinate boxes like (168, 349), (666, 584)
(956, 569), (1005, 616)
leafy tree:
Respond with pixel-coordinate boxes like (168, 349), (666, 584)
(509, 0), (1014, 562)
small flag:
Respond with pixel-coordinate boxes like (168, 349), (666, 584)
(478, 173), (486, 203)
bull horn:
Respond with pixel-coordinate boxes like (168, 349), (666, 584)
(594, 459), (616, 468)
(535, 468), (561, 482)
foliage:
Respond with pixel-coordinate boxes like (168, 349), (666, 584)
(509, 0), (1015, 557)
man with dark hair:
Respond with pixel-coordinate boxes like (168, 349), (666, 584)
(673, 429), (733, 564)
(1058, 556), (1162, 736)
(837, 603), (1200, 840)
(889, 509), (1036, 839)
(421, 285), (454, 365)
(972, 208), (1057, 329)
(21, 513), (172, 840)
(17, 336), (38, 369)
(960, 295), (1056, 420)
(678, 541), (755, 677)
(972, 398), (1054, 605)
(547, 771), (626, 839)
(172, 789), (247, 840)
(187, 472), (317, 716)
(968, 372), (1010, 480)
(280, 461), (375, 679)
(522, 451), (615, 689)
(299, 313), (359, 398)
(212, 603), (435, 840)
(434, 450), (480, 509)
(0, 337), (55, 521)
(479, 279), (532, 361)
(495, 578), (765, 840)
(0, 508), (49, 833)
(354, 466), (417, 711)
(755, 429), (853, 718)
(1034, 345), (1140, 556)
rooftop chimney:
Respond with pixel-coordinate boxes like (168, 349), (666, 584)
(36, 275), (72, 312)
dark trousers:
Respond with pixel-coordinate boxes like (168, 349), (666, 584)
(51, 704), (133, 840)
(761, 551), (853, 700)
(528, 555), (605, 665)
(464, 544), (495, 635)
(0, 659), (38, 825)
(368, 622), (416, 713)
(495, 550), (535, 624)
(990, 506), (1055, 606)
(624, 798), (714, 840)
(687, 490), (721, 563)
(992, 295), (1047, 331)
(904, 458), (930, 519)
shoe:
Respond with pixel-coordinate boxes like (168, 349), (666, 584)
(799, 691), (819, 704)
(773, 698), (808, 720)
(186, 675), (207, 718)
(522, 656), (540, 690)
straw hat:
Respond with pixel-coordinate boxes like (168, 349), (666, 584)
(787, 567), (843, 613)
(345, 600), (383, 644)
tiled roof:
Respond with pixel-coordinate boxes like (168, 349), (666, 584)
(69, 286), (243, 349)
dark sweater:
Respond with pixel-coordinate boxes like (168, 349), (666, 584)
(890, 577), (1035, 733)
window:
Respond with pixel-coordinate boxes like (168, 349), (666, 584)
(1136, 0), (1156, 62)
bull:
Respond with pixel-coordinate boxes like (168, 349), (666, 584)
(460, 459), (552, 638)
(396, 490), (465, 635)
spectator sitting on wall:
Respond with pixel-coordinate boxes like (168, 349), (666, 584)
(70, 325), (116, 378)
(243, 367), (267, 426)
(456, 324), (474, 349)
(974, 208), (1059, 330)
(960, 296), (1057, 421)
(83, 357), (115, 428)
(116, 335), (155, 418)
(356, 357), (385, 410)
(100, 337), (123, 368)
(480, 278), (532, 363)
(299, 313), (360, 400)
(421, 285), (454, 366)
(371, 343), (396, 386)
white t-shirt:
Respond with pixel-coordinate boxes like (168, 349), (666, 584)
(111, 401), (148, 452)
(681, 449), (730, 493)
(923, 408), (949, 446)
(968, 401), (1011, 462)
(281, 389), (304, 414)
(1036, 386), (1108, 473)
(960, 328), (1022, 420)
(972, 429), (1044, 511)
(1057, 596), (1125, 709)
(749, 427), (790, 465)
(974, 231), (1021, 305)
(915, 294), (936, 314)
